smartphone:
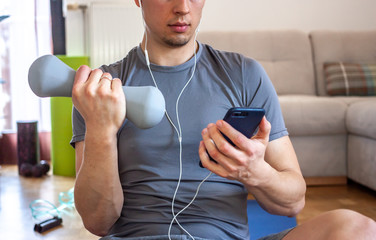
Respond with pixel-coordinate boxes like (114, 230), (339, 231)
(222, 107), (265, 146)
(200, 107), (265, 167)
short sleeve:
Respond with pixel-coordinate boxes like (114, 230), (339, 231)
(244, 60), (288, 141)
(70, 106), (86, 148)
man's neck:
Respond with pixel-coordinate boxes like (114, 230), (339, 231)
(140, 35), (198, 67)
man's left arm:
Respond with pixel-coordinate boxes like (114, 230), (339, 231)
(199, 117), (306, 217)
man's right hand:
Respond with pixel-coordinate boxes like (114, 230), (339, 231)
(72, 65), (125, 236)
(72, 65), (126, 136)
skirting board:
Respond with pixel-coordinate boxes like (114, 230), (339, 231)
(304, 176), (347, 186)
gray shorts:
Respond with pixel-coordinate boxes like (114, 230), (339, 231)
(257, 228), (294, 240)
(100, 235), (211, 240)
(100, 228), (294, 240)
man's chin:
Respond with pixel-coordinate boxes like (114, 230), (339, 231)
(163, 36), (191, 48)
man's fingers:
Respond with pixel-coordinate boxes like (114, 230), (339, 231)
(98, 73), (113, 89)
(99, 73), (113, 82)
(74, 65), (92, 86)
(111, 78), (123, 91)
(198, 141), (231, 178)
(87, 68), (104, 85)
(252, 116), (271, 144)
(72, 65), (92, 99)
(202, 124), (240, 169)
(215, 120), (249, 150)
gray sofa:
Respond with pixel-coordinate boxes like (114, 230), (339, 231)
(198, 30), (376, 191)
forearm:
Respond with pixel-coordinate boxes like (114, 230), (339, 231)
(74, 130), (124, 236)
(245, 161), (306, 217)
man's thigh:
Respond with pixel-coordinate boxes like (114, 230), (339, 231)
(283, 209), (376, 240)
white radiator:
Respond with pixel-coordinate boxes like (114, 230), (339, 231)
(88, 2), (144, 68)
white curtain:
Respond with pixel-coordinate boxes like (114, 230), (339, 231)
(1, 0), (52, 133)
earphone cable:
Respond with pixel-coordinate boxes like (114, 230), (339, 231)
(140, 2), (211, 239)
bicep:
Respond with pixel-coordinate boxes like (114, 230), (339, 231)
(75, 141), (84, 174)
(265, 136), (302, 175)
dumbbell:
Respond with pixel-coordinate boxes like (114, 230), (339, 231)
(28, 55), (165, 129)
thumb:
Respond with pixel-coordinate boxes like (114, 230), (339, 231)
(252, 116), (271, 145)
(72, 65), (91, 100)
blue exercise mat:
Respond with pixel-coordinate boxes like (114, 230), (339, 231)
(247, 200), (297, 240)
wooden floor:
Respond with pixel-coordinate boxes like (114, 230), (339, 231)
(298, 180), (376, 224)
(1, 165), (375, 240)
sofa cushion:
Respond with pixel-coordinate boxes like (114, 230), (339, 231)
(324, 62), (376, 96)
(331, 96), (376, 105)
(346, 100), (376, 139)
(198, 30), (316, 96)
(291, 135), (347, 177)
(348, 135), (376, 191)
(279, 95), (347, 136)
(310, 30), (376, 96)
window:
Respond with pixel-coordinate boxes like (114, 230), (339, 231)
(0, 0), (52, 133)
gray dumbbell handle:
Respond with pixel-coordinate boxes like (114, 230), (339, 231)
(28, 55), (165, 129)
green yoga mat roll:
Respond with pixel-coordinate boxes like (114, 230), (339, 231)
(50, 56), (89, 177)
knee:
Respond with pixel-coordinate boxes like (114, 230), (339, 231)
(325, 209), (376, 239)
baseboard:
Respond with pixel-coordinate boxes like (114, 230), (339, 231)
(304, 176), (347, 186)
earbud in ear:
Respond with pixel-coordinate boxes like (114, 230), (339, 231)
(196, 19), (202, 33)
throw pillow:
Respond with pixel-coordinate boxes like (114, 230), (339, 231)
(324, 62), (376, 96)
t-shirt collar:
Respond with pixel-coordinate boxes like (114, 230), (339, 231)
(136, 42), (203, 73)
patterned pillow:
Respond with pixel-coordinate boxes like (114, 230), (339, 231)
(324, 62), (376, 96)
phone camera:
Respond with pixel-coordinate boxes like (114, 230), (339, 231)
(232, 112), (248, 117)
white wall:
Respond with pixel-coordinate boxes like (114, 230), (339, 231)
(65, 0), (376, 55)
(201, 0), (376, 32)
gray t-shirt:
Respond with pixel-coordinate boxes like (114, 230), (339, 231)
(71, 42), (288, 240)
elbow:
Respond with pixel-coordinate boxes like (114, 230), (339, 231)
(287, 177), (306, 217)
(81, 210), (121, 237)
(287, 197), (305, 217)
(83, 220), (112, 237)
(74, 189), (124, 236)
(77, 200), (122, 237)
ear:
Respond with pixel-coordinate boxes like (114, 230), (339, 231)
(134, 0), (141, 8)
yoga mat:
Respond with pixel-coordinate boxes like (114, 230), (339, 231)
(247, 200), (297, 240)
(50, 56), (89, 176)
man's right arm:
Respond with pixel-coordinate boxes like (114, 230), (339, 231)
(74, 137), (123, 236)
(72, 66), (125, 236)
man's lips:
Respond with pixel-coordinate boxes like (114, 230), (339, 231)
(168, 23), (190, 33)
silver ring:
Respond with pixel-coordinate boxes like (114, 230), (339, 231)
(100, 75), (113, 81)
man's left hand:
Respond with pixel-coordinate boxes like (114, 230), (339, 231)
(198, 117), (272, 186)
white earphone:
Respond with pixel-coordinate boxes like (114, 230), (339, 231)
(137, 1), (210, 240)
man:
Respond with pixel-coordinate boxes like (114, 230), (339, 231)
(71, 0), (376, 239)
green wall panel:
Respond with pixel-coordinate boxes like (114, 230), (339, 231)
(50, 56), (89, 176)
